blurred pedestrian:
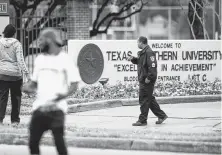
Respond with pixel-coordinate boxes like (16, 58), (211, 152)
(0, 24), (30, 126)
(23, 28), (81, 155)
(127, 36), (168, 126)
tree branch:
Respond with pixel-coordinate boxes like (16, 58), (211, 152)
(200, 1), (210, 39)
(91, 2), (142, 36)
(114, 0), (147, 20)
(22, 0), (59, 46)
(90, 0), (148, 37)
(204, 0), (222, 28)
(91, 17), (114, 36)
(177, 0), (196, 39)
(190, 0), (196, 25)
(24, 8), (37, 28)
(24, 0), (66, 29)
(26, 0), (42, 9)
(214, 12), (222, 27)
(189, 0), (209, 39)
(195, 0), (209, 9)
(186, 16), (196, 39)
(93, 0), (110, 29)
(31, 1), (57, 30)
(24, 0), (43, 28)
(96, 1), (134, 29)
(9, 0), (22, 10)
(23, 0), (28, 8)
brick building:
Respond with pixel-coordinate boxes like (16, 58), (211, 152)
(67, 0), (91, 40)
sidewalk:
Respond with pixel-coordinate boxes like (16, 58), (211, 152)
(1, 101), (221, 154)
(4, 101), (221, 133)
(66, 101), (221, 133)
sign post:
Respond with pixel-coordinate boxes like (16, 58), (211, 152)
(0, 0), (9, 37)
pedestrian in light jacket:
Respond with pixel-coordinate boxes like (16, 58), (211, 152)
(0, 24), (30, 126)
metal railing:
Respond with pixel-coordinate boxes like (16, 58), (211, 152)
(10, 9), (67, 73)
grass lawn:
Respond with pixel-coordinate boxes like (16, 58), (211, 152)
(0, 122), (220, 143)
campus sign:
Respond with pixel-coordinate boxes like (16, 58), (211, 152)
(68, 40), (221, 85)
(0, 0), (9, 37)
(0, 0), (7, 14)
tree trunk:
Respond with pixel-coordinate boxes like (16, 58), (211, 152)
(15, 10), (22, 41)
(188, 0), (204, 39)
(215, 0), (221, 37)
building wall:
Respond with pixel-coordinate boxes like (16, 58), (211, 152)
(67, 0), (90, 39)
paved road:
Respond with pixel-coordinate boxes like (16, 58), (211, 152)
(3, 102), (221, 134)
(0, 145), (217, 155)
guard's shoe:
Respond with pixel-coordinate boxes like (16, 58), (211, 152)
(11, 122), (19, 128)
(156, 115), (168, 124)
(132, 121), (147, 126)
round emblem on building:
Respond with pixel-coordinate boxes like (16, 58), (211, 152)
(77, 43), (104, 84)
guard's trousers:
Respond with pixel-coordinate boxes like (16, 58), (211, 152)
(138, 82), (166, 123)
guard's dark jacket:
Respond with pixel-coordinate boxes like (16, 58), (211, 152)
(131, 45), (157, 83)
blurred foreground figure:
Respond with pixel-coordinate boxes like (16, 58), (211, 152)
(23, 28), (81, 155)
(127, 36), (168, 126)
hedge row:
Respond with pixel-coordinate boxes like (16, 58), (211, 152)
(4, 79), (221, 115)
(21, 79), (221, 101)
(73, 79), (221, 100)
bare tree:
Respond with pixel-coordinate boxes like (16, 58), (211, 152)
(90, 0), (149, 37)
(179, 0), (221, 39)
(92, 0), (221, 39)
(188, 0), (204, 39)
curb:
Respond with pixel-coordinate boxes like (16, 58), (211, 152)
(68, 99), (122, 113)
(68, 95), (221, 113)
(122, 94), (222, 106)
(130, 139), (221, 154)
(0, 134), (221, 154)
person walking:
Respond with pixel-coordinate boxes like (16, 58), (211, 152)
(0, 24), (30, 125)
(23, 28), (81, 155)
(127, 36), (168, 126)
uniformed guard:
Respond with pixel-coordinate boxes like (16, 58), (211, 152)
(127, 36), (168, 126)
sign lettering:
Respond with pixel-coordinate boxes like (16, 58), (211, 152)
(0, 3), (7, 14)
(68, 40), (221, 85)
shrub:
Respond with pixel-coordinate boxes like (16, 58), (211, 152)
(73, 79), (221, 99)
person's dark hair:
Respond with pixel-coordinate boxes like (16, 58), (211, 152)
(138, 36), (147, 45)
(3, 24), (16, 38)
